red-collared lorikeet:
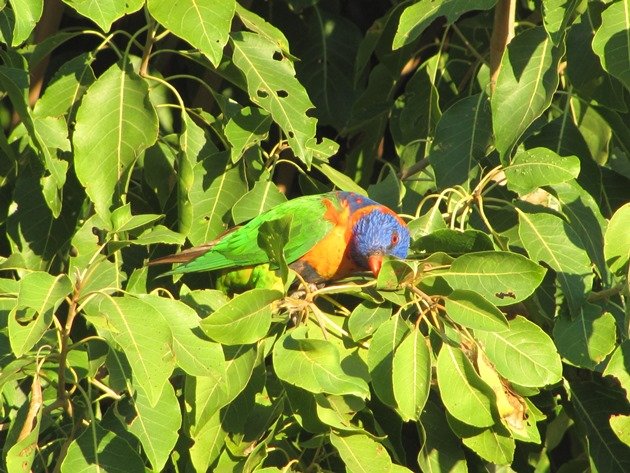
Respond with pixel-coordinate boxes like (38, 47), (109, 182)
(150, 191), (410, 291)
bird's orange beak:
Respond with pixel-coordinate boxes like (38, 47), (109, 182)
(368, 254), (383, 277)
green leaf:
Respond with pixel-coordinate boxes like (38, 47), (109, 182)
(611, 415), (630, 447)
(314, 162), (367, 194)
(33, 53), (95, 118)
(569, 381), (630, 473)
(517, 210), (593, 315)
(84, 295), (175, 405)
(9, 272), (72, 357)
(148, 0), (235, 66)
(418, 401), (468, 473)
(604, 341), (630, 404)
(61, 421), (145, 472)
(295, 8), (362, 128)
(200, 289), (281, 345)
(542, 0), (582, 44)
(74, 62), (158, 219)
(492, 27), (563, 158)
(138, 295), (225, 378)
(232, 176), (287, 225)
(553, 304), (617, 369)
(231, 31), (319, 165)
(437, 344), (497, 427)
(273, 327), (370, 398)
(188, 151), (247, 246)
(315, 394), (366, 432)
(445, 289), (509, 331)
(61, 0), (143, 32)
(330, 432), (393, 473)
(348, 301), (391, 342)
(604, 202), (630, 274)
(234, 4), (291, 56)
(7, 0), (42, 46)
(225, 106), (271, 163)
(592, 1), (630, 92)
(475, 315), (562, 387)
(549, 181), (610, 283)
(438, 251), (547, 306)
(257, 216), (292, 284)
(186, 344), (257, 435)
(393, 0), (496, 49)
(189, 410), (226, 473)
(367, 316), (411, 408)
(412, 228), (493, 255)
(129, 383), (181, 471)
(504, 148), (580, 195)
(392, 328), (431, 421)
(448, 415), (515, 465)
(429, 93), (493, 189)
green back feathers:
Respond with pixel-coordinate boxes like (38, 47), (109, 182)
(170, 193), (337, 274)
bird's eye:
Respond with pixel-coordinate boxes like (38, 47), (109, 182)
(391, 233), (399, 245)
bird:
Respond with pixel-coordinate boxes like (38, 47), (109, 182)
(149, 191), (410, 292)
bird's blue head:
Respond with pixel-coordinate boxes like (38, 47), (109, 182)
(350, 208), (410, 277)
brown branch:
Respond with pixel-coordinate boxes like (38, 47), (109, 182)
(56, 277), (82, 416)
(489, 0), (516, 93)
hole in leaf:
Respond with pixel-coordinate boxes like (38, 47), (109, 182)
(276, 90), (288, 98)
(288, 131), (295, 138)
(257, 89), (269, 98)
(272, 51), (283, 61)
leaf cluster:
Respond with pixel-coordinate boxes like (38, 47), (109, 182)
(1, 0), (629, 472)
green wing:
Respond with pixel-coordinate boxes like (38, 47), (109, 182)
(170, 193), (337, 274)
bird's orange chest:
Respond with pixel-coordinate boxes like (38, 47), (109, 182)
(297, 199), (360, 280)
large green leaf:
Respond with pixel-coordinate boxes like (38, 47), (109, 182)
(61, 421), (145, 472)
(200, 289), (281, 345)
(554, 304), (616, 369)
(492, 27), (563, 159)
(448, 415), (515, 465)
(231, 31), (319, 165)
(224, 106), (271, 163)
(393, 0), (496, 49)
(62, 0), (143, 32)
(367, 316), (410, 408)
(445, 289), (509, 331)
(549, 181), (610, 283)
(569, 381), (630, 473)
(475, 316), (562, 387)
(392, 328), (431, 421)
(348, 301), (391, 342)
(138, 295), (225, 378)
(542, 0), (582, 44)
(418, 401), (468, 473)
(436, 344), (497, 427)
(429, 93), (493, 189)
(8, 272), (72, 357)
(147, 0), (235, 67)
(273, 327), (370, 398)
(7, 0), (42, 46)
(232, 176), (287, 225)
(604, 202), (630, 274)
(604, 341), (630, 404)
(517, 210), (593, 315)
(295, 8), (362, 128)
(84, 295), (175, 405)
(592, 0), (630, 92)
(438, 251), (546, 306)
(330, 432), (393, 473)
(129, 383), (181, 471)
(186, 344), (257, 435)
(73, 62), (158, 219)
(504, 148), (580, 195)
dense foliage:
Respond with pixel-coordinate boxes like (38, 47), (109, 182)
(1, 0), (629, 471)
